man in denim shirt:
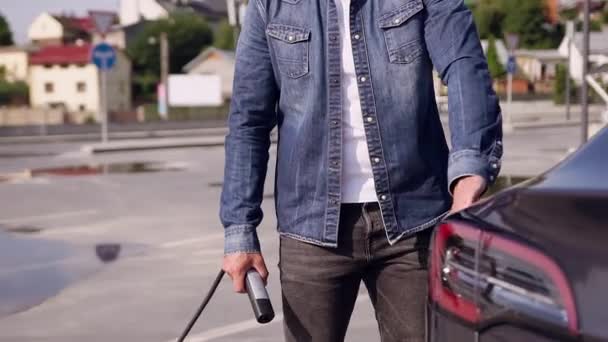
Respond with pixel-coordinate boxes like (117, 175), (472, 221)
(220, 0), (502, 339)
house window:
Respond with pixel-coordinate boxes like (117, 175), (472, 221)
(79, 104), (86, 112)
(44, 64), (53, 69)
(77, 82), (86, 93)
(44, 82), (54, 93)
(60, 64), (69, 69)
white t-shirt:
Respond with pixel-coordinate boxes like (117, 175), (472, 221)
(335, 0), (378, 203)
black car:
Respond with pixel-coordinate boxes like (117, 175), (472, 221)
(427, 127), (608, 341)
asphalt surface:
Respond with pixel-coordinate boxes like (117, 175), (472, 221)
(0, 124), (588, 341)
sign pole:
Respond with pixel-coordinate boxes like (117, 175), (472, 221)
(507, 70), (513, 129)
(101, 67), (108, 143)
(581, 0), (590, 144)
(565, 21), (574, 121)
(504, 33), (519, 133)
(91, 42), (116, 143)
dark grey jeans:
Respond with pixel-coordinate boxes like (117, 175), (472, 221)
(279, 202), (431, 342)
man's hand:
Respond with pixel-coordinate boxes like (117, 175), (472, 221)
(222, 253), (269, 293)
(450, 175), (487, 214)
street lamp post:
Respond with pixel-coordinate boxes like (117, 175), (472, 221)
(565, 20), (575, 121)
(504, 33), (519, 133)
(149, 32), (170, 119)
(580, 0), (591, 144)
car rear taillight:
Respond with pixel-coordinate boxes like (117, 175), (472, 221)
(429, 222), (578, 334)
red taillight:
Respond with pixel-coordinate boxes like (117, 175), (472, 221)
(429, 222), (578, 334)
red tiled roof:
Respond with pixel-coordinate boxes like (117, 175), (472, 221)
(70, 17), (96, 32)
(29, 44), (92, 65)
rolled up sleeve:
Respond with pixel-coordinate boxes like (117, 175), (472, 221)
(219, 0), (278, 254)
(423, 0), (503, 195)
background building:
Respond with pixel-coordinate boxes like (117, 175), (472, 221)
(28, 44), (132, 123)
(183, 47), (235, 101)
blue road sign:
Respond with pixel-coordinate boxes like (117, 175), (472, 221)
(507, 56), (517, 74)
(91, 42), (116, 71)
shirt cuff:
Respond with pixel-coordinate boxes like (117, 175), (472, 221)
(447, 149), (501, 196)
(224, 224), (261, 255)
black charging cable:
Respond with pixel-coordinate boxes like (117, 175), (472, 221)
(177, 269), (275, 342)
(177, 270), (226, 342)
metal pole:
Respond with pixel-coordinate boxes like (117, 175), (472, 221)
(580, 0), (590, 144)
(160, 32), (169, 119)
(506, 71), (513, 131)
(565, 35), (572, 120)
(101, 69), (108, 143)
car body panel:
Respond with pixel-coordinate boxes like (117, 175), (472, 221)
(428, 127), (608, 341)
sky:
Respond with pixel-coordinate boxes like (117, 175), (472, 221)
(0, 0), (120, 44)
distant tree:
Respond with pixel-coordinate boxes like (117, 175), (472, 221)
(553, 64), (577, 105)
(128, 13), (214, 99)
(486, 36), (506, 80)
(473, 0), (506, 39)
(214, 19), (236, 51)
(560, 7), (579, 21)
(502, 0), (562, 49)
(0, 13), (13, 46)
(603, 7), (608, 24)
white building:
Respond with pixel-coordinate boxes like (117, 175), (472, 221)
(29, 44), (131, 121)
(28, 13), (66, 46)
(514, 49), (566, 83)
(27, 12), (105, 46)
(183, 47), (235, 100)
(0, 46), (29, 82)
(558, 28), (608, 84)
(119, 0), (228, 26)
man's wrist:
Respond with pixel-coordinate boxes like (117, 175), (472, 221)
(452, 175), (487, 199)
(224, 224), (261, 255)
(447, 149), (499, 196)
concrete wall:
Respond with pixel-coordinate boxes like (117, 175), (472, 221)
(0, 49), (29, 82)
(28, 13), (64, 44)
(0, 107), (65, 126)
(105, 51), (132, 114)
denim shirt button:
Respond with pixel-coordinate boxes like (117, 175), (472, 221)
(491, 163), (498, 169)
(380, 194), (387, 201)
(359, 76), (367, 82)
(353, 34), (360, 40)
(373, 157), (381, 164)
(366, 116), (374, 123)
(331, 119), (339, 126)
(330, 35), (338, 41)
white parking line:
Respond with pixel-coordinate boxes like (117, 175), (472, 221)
(1, 209), (98, 224)
(168, 294), (370, 342)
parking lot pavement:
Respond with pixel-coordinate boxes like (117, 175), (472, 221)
(0, 125), (584, 341)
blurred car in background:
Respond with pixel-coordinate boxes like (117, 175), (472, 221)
(427, 127), (608, 341)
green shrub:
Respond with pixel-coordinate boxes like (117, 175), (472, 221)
(553, 64), (577, 105)
(0, 80), (28, 105)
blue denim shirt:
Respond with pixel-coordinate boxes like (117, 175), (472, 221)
(220, 0), (503, 254)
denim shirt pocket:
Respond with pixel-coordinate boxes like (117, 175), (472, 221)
(266, 23), (311, 79)
(378, 0), (425, 64)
